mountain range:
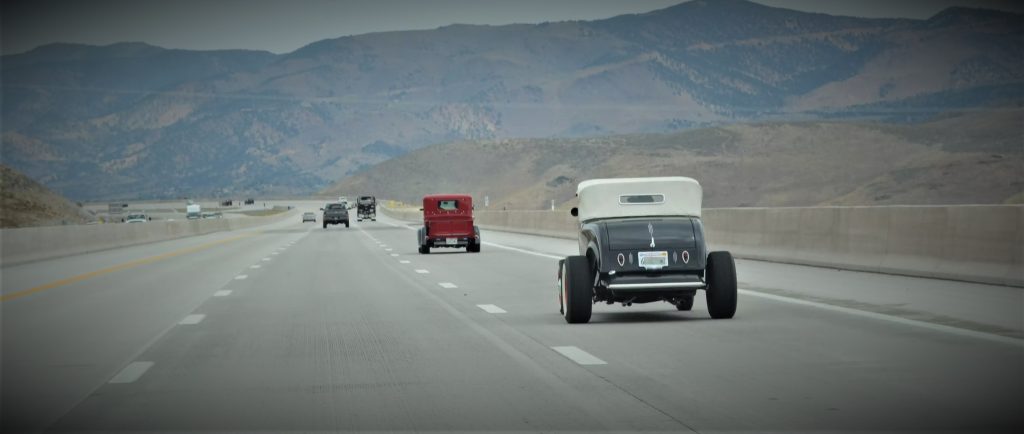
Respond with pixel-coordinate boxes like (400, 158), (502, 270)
(2, 0), (1021, 201)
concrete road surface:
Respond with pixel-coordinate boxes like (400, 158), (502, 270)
(2, 208), (1021, 433)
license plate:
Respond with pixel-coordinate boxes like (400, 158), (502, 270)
(638, 251), (668, 269)
(446, 238), (458, 245)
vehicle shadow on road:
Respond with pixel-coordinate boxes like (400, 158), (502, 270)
(587, 310), (713, 324)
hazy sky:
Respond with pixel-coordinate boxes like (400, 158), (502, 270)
(3, 0), (1022, 55)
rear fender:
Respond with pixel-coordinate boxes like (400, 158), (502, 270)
(585, 244), (600, 283)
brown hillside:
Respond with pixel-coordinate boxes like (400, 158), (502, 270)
(324, 111), (1023, 209)
(1, 164), (93, 228)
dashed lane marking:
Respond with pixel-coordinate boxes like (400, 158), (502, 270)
(415, 269), (430, 274)
(213, 290), (232, 297)
(438, 282), (458, 289)
(235, 275), (248, 280)
(109, 361), (154, 384)
(552, 346), (607, 365)
(477, 304), (507, 314)
(179, 314), (205, 325)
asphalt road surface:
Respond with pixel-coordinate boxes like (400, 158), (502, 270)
(2, 208), (1022, 433)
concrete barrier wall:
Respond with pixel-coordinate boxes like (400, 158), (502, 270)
(0, 209), (298, 266)
(382, 205), (1023, 287)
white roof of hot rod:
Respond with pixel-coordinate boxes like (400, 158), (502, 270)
(576, 177), (702, 222)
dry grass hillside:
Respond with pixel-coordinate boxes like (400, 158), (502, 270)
(1, 164), (93, 228)
(325, 111), (1023, 209)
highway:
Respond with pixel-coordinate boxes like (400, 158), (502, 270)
(2, 204), (1022, 433)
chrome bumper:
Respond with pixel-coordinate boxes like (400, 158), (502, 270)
(607, 281), (706, 290)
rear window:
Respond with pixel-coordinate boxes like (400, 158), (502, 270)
(620, 194), (665, 204)
(438, 200), (458, 211)
(327, 204), (345, 210)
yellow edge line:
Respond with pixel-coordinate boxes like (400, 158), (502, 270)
(0, 233), (255, 302)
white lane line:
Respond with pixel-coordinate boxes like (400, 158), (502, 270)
(739, 289), (1024, 347)
(250, 265), (261, 269)
(385, 248), (393, 252)
(552, 346), (607, 365)
(261, 258), (271, 261)
(214, 290), (232, 297)
(399, 260), (411, 264)
(438, 282), (458, 289)
(477, 304), (507, 314)
(235, 275), (248, 280)
(109, 361), (155, 384)
(415, 269), (430, 274)
(271, 252), (279, 255)
(179, 314), (206, 325)
(483, 241), (562, 260)
(383, 221), (417, 231)
(390, 253), (399, 257)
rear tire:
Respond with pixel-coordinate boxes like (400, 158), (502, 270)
(345, 221), (350, 228)
(706, 251), (738, 319)
(562, 256), (593, 324)
(419, 245), (430, 254)
(467, 241), (480, 253)
(322, 222), (327, 229)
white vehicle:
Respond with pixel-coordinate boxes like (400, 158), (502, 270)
(186, 204), (202, 220)
(124, 213), (149, 223)
(557, 176), (737, 323)
(338, 196), (349, 209)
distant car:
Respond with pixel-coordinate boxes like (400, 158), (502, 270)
(302, 212), (316, 222)
(417, 194), (480, 253)
(321, 203), (350, 228)
(244, 198), (255, 205)
(201, 212), (222, 219)
(124, 213), (149, 223)
(557, 177), (737, 324)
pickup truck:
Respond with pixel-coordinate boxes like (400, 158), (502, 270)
(321, 203), (350, 228)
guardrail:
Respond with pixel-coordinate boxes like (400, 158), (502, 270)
(1, 209), (299, 266)
(381, 205), (1023, 288)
